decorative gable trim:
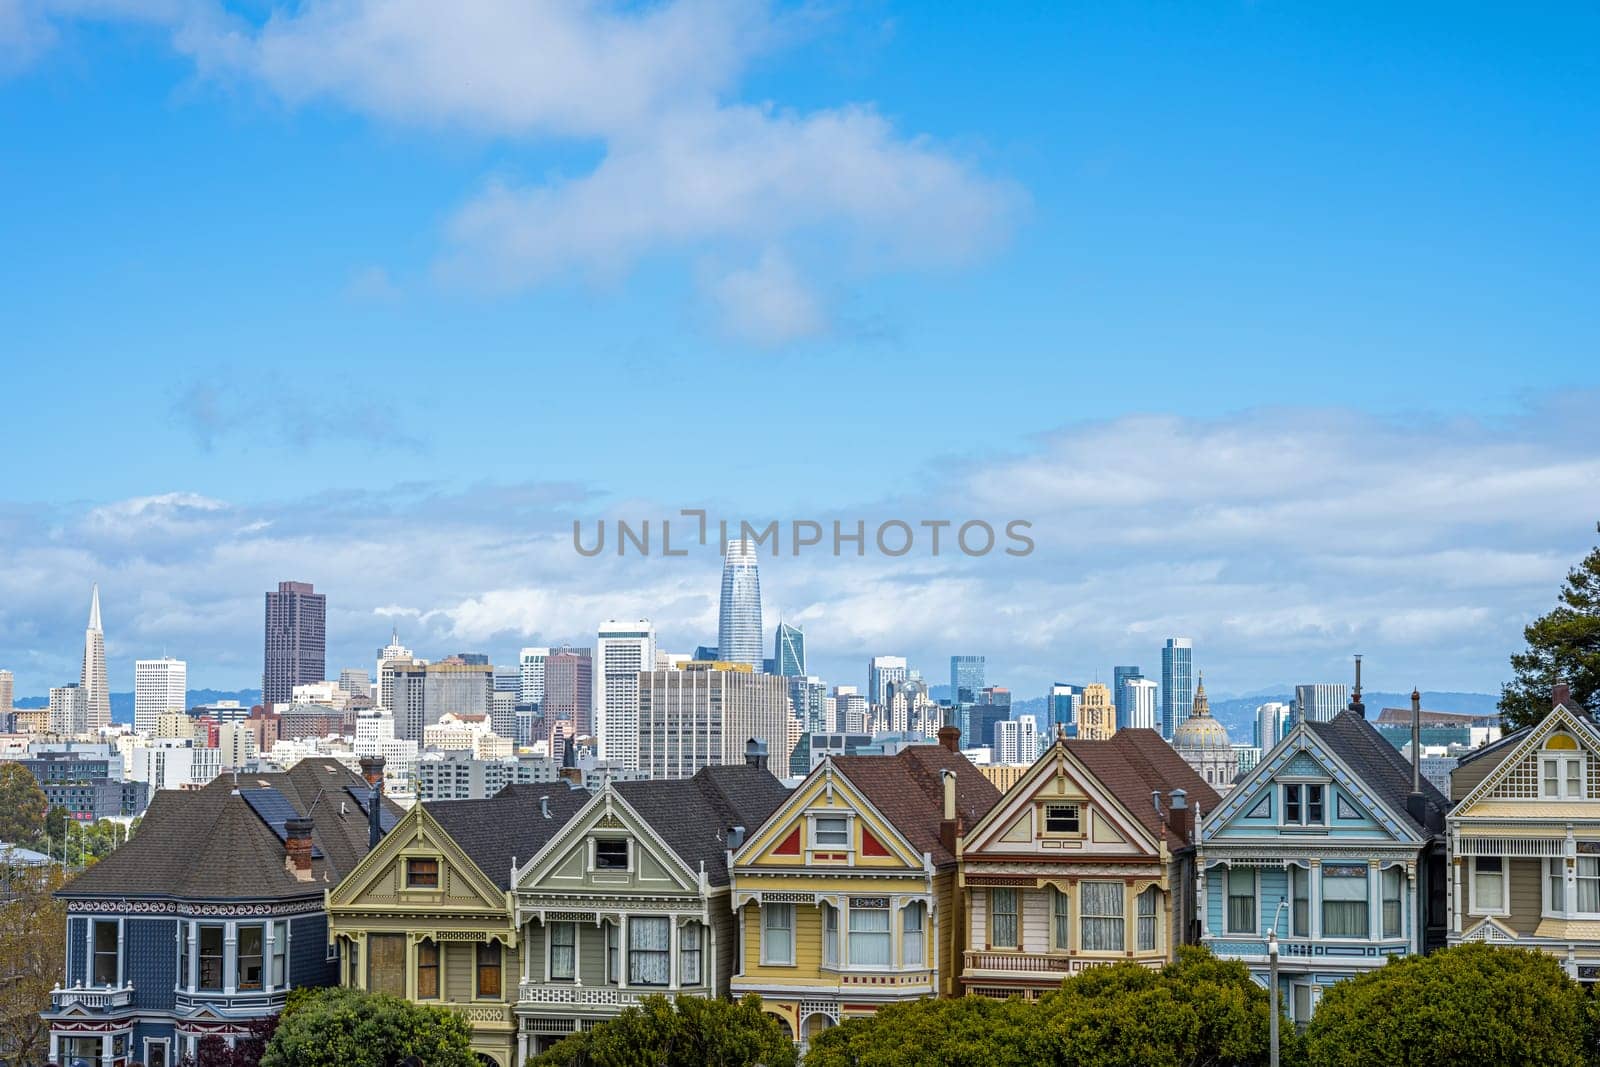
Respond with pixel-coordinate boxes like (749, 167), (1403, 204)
(328, 803), (505, 913)
(511, 785), (702, 898)
(960, 742), (1160, 857)
(1459, 916), (1519, 944)
(1455, 703), (1600, 816)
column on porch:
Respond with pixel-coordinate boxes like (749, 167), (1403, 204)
(1309, 859), (1322, 940)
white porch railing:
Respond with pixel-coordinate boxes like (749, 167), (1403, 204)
(51, 984), (134, 1010)
(518, 983), (653, 1008)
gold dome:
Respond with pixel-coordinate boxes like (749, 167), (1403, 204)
(1173, 674), (1232, 750)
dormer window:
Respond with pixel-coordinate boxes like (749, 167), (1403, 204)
(595, 839), (630, 870)
(406, 858), (439, 887)
(1043, 803), (1081, 835)
(813, 815), (849, 848)
(1541, 752), (1585, 799)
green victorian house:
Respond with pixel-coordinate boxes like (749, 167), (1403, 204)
(326, 781), (591, 1067)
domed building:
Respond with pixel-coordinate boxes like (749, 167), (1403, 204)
(1172, 674), (1236, 789)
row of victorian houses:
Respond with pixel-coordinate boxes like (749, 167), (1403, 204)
(41, 685), (1596, 1066)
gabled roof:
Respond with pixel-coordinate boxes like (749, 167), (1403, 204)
(1308, 711), (1449, 834)
(615, 765), (791, 886)
(1063, 729), (1220, 847)
(1451, 695), (1600, 814)
(59, 759), (401, 901)
(831, 745), (1002, 867)
(426, 783), (591, 890)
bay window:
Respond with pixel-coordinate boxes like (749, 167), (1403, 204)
(92, 920), (118, 986)
(1080, 881), (1125, 951)
(1472, 857), (1505, 913)
(848, 900), (891, 966)
(1381, 868), (1403, 938)
(680, 923), (703, 985)
(237, 925), (264, 991)
(198, 925), (225, 991)
(367, 933), (406, 996)
(901, 903), (925, 967)
(476, 941), (502, 999)
(822, 903), (838, 967)
(605, 922), (619, 984)
(550, 922), (576, 980)
(628, 917), (670, 986)
(1290, 865), (1310, 936)
(1137, 886), (1159, 951)
(1322, 865), (1369, 937)
(270, 921), (287, 987)
(1226, 868), (1256, 934)
(416, 940), (439, 999)
(178, 924), (190, 989)
(990, 888), (1018, 949)
(762, 903), (794, 965)
(1051, 886), (1070, 950)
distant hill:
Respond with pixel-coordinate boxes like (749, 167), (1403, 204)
(14, 688), (263, 724)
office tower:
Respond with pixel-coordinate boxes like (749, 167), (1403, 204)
(1255, 701), (1292, 749)
(518, 647), (549, 706)
(1078, 683), (1115, 740)
(544, 647), (594, 738)
(1112, 666), (1143, 730)
(493, 665), (520, 693)
(1295, 683), (1350, 724)
(773, 622), (806, 677)
(950, 655), (984, 706)
(884, 677), (937, 737)
(217, 723), (258, 769)
(717, 539), (764, 669)
(452, 652), (489, 666)
(263, 580), (326, 707)
(0, 668), (11, 720)
(424, 659), (493, 728)
(637, 662), (789, 778)
(789, 676), (828, 733)
(994, 714), (1040, 765)
(376, 627), (412, 677)
(80, 584), (111, 729)
(1124, 678), (1159, 730)
(1160, 637), (1194, 740)
(867, 655), (908, 707)
(596, 619), (657, 767)
(1047, 684), (1082, 737)
(693, 644), (720, 662)
(380, 657), (428, 742)
(49, 683), (88, 735)
(832, 686), (869, 733)
(967, 688), (1012, 751)
(338, 668), (370, 697)
(134, 657), (187, 736)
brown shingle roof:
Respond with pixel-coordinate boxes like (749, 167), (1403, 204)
(832, 745), (1002, 868)
(1062, 729), (1220, 847)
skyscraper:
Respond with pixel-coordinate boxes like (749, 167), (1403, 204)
(544, 647), (594, 738)
(263, 580), (326, 707)
(376, 627), (412, 678)
(637, 662), (789, 779)
(1295, 683), (1350, 724)
(1124, 678), (1159, 730)
(80, 584), (110, 730)
(134, 657), (187, 736)
(1047, 683), (1082, 737)
(49, 683), (88, 736)
(968, 687), (1012, 751)
(1078, 683), (1115, 740)
(1112, 666), (1144, 730)
(1255, 701), (1292, 748)
(0, 669), (13, 721)
(773, 622), (806, 677)
(950, 656), (984, 706)
(1160, 638), (1194, 740)
(717, 540), (763, 669)
(518, 647), (549, 706)
(339, 668), (371, 696)
(596, 619), (656, 768)
(867, 655), (908, 707)
(380, 657), (428, 742)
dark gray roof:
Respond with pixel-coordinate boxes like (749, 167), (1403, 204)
(616, 765), (791, 886)
(1309, 711), (1450, 834)
(425, 782), (590, 890)
(59, 759), (402, 901)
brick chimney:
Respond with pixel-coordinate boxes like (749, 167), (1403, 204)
(939, 768), (963, 853)
(938, 725), (961, 753)
(284, 817), (314, 878)
(1166, 788), (1191, 842)
(1555, 681), (1572, 708)
(744, 738), (769, 771)
(359, 756), (386, 851)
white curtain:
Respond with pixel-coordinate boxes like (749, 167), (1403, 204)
(1080, 881), (1125, 951)
(1581, 857), (1600, 912)
(1322, 870), (1369, 937)
(763, 903), (793, 964)
(849, 907), (891, 966)
(1226, 867), (1255, 933)
(823, 904), (838, 967)
(550, 922), (575, 980)
(1052, 887), (1070, 950)
(679, 923), (702, 985)
(629, 917), (671, 986)
(991, 888), (1018, 948)
(1381, 868), (1403, 937)
(1137, 887), (1158, 951)
(902, 904), (924, 966)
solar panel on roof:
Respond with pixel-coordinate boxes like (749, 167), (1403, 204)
(345, 786), (401, 833)
(240, 787), (323, 859)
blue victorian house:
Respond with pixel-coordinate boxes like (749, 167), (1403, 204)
(43, 758), (398, 1067)
(1195, 701), (1449, 1023)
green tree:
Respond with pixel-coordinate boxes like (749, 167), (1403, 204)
(804, 994), (1046, 1067)
(0, 862), (66, 1067)
(532, 994), (797, 1067)
(0, 763), (46, 844)
(1501, 523), (1600, 731)
(1306, 943), (1587, 1067)
(259, 986), (477, 1067)
(44, 805), (67, 847)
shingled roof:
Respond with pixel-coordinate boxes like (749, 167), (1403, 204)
(616, 764), (792, 886)
(1309, 710), (1450, 835)
(426, 782), (592, 890)
(1063, 729), (1221, 847)
(831, 744), (1002, 868)
(59, 759), (402, 901)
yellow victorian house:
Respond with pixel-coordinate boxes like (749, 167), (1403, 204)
(729, 729), (1000, 1046)
(327, 779), (590, 1067)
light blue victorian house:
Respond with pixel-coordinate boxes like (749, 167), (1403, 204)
(1195, 702), (1449, 1023)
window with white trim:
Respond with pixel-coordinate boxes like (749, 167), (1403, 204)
(1136, 886), (1159, 952)
(1226, 867), (1256, 934)
(1290, 865), (1310, 936)
(902, 903), (924, 967)
(813, 815), (849, 848)
(990, 888), (1018, 949)
(822, 902), (838, 967)
(1541, 755), (1586, 799)
(762, 902), (794, 965)
(848, 900), (891, 966)
(1050, 886), (1070, 950)
(549, 922), (576, 980)
(1472, 856), (1505, 914)
(1080, 881), (1125, 951)
(1043, 803), (1081, 835)
(1381, 868), (1403, 938)
(1282, 784), (1326, 826)
(680, 922), (703, 985)
(91, 920), (119, 987)
(1322, 865), (1369, 938)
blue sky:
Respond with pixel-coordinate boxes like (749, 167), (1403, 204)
(2, 2), (1598, 702)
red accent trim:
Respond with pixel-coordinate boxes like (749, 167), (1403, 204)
(774, 826), (802, 856)
(861, 828), (892, 857)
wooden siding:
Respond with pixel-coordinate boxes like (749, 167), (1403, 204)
(1507, 858), (1543, 936)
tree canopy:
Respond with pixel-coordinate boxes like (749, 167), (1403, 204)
(1306, 943), (1589, 1067)
(804, 947), (1302, 1067)
(0, 762), (46, 844)
(259, 986), (477, 1067)
(0, 862), (65, 1067)
(531, 994), (797, 1067)
(1501, 522), (1600, 730)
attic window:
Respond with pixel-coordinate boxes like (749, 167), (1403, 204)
(1044, 804), (1081, 834)
(595, 840), (629, 871)
(814, 815), (849, 847)
(406, 858), (439, 888)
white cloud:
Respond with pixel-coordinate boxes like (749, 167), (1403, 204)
(703, 248), (827, 346)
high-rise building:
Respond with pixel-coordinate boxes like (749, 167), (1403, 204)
(518, 647), (549, 707)
(1078, 683), (1116, 740)
(967, 687), (1012, 751)
(637, 662), (789, 779)
(134, 657), (187, 736)
(1295, 683), (1350, 724)
(1, 668), (15, 721)
(338, 668), (371, 697)
(717, 539), (763, 669)
(1047, 684), (1081, 737)
(492, 665), (520, 693)
(596, 619), (656, 768)
(80, 584), (111, 730)
(832, 686), (869, 733)
(423, 660), (493, 728)
(1255, 701), (1292, 748)
(1112, 666), (1144, 731)
(263, 580), (326, 707)
(789, 675), (828, 733)
(49, 683), (88, 736)
(1161, 637), (1194, 740)
(773, 622), (806, 677)
(867, 655), (908, 707)
(380, 657), (428, 742)
(994, 714), (1040, 765)
(376, 627), (412, 677)
(544, 647), (594, 738)
(950, 655), (985, 706)
(1124, 678), (1159, 730)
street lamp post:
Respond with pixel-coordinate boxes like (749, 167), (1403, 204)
(1269, 898), (1289, 1067)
